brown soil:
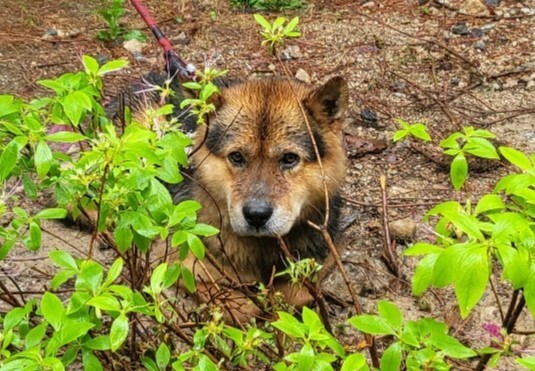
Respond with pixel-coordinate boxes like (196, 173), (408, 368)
(1, 0), (534, 369)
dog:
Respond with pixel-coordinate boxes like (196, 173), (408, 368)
(113, 73), (349, 322)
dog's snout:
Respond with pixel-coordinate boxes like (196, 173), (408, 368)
(242, 201), (273, 228)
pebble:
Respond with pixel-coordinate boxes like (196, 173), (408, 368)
(485, 0), (500, 5)
(123, 39), (147, 61)
(460, 0), (489, 15)
(360, 108), (378, 127)
(41, 27), (81, 40)
(475, 40), (486, 50)
(481, 23), (496, 33)
(389, 218), (417, 241)
(171, 31), (189, 45)
(281, 45), (303, 60)
(470, 28), (484, 38)
(452, 23), (469, 35)
(295, 68), (311, 83)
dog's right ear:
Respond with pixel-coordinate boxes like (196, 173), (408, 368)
(305, 76), (349, 126)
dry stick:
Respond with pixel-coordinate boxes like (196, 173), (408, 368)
(308, 221), (379, 367)
(379, 175), (399, 277)
(489, 275), (505, 323)
(275, 55), (380, 368)
(277, 236), (333, 334)
(88, 163), (110, 259)
(0, 278), (22, 307)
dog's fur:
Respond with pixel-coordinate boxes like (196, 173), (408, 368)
(116, 73), (348, 321)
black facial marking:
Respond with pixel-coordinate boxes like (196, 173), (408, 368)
(296, 129), (326, 161)
(323, 99), (338, 118)
(205, 124), (230, 155)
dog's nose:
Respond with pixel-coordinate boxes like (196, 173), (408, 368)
(243, 201), (273, 228)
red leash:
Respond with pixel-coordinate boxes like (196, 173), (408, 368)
(128, 0), (196, 81)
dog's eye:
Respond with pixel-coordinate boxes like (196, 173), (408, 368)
(280, 153), (300, 170)
(228, 151), (246, 166)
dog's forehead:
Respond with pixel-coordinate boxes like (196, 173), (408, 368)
(203, 79), (327, 160)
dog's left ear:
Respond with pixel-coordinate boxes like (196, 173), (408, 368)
(305, 76), (348, 125)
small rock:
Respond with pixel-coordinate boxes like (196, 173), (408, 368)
(123, 39), (147, 60)
(475, 40), (486, 50)
(503, 79), (518, 89)
(485, 0), (500, 6)
(520, 7), (533, 16)
(391, 80), (406, 92)
(470, 28), (484, 38)
(481, 23), (496, 33)
(361, 0), (375, 7)
(295, 68), (310, 83)
(360, 108), (378, 127)
(171, 31), (189, 45)
(451, 76), (461, 86)
(461, 0), (489, 15)
(281, 45), (303, 60)
(526, 80), (535, 91)
(268, 64), (276, 71)
(389, 218), (417, 241)
(452, 23), (470, 35)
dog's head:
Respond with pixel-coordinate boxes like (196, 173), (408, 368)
(192, 77), (348, 237)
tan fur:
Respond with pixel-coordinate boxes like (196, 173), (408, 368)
(171, 77), (349, 322)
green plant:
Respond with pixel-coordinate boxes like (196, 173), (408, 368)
(97, 0), (147, 42)
(254, 15), (301, 54)
(230, 0), (302, 11)
(393, 119), (431, 143)
(439, 126), (500, 190)
(272, 307), (368, 370)
(350, 301), (476, 370)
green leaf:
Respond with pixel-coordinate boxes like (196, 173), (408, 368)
(82, 55), (99, 75)
(62, 91), (92, 125)
(150, 263), (167, 294)
(105, 258), (124, 286)
(27, 221), (42, 250)
(83, 350), (104, 371)
(380, 342), (402, 371)
(83, 335), (111, 350)
(442, 211), (485, 241)
(497, 244), (530, 289)
(87, 295), (121, 312)
(272, 311), (306, 338)
(474, 194), (504, 215)
(412, 253), (439, 295)
(187, 234), (205, 259)
(114, 224), (133, 253)
(0, 139), (21, 182)
(378, 301), (403, 332)
(45, 131), (87, 143)
(341, 353), (368, 371)
(450, 153), (468, 190)
(49, 250), (78, 270)
(25, 323), (47, 350)
(454, 246), (489, 318)
(348, 315), (396, 335)
(35, 208), (67, 220)
(517, 356), (535, 370)
(41, 292), (64, 330)
(500, 146), (532, 171)
(180, 265), (196, 293)
(409, 123), (431, 142)
(35, 140), (53, 178)
(156, 342), (171, 369)
(285, 17), (299, 33)
(393, 130), (408, 142)
(428, 331), (477, 358)
(190, 223), (219, 237)
(404, 243), (442, 256)
(97, 59), (128, 76)
(254, 14), (272, 30)
(464, 137), (499, 159)
(3, 307), (29, 332)
(440, 132), (463, 149)
(523, 267), (535, 318)
(110, 314), (129, 351)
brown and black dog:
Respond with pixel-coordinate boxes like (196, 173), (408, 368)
(115, 74), (348, 321)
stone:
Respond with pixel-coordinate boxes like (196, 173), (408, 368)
(452, 23), (470, 35)
(123, 39), (147, 61)
(295, 68), (310, 83)
(389, 218), (417, 241)
(461, 0), (490, 15)
(475, 40), (486, 50)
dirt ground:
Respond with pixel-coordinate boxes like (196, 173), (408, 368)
(1, 0), (534, 369)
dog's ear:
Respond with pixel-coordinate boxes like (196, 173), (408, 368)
(305, 76), (348, 125)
